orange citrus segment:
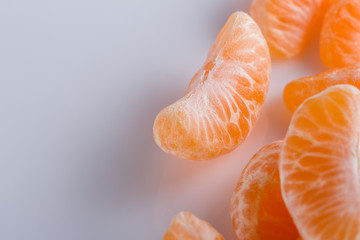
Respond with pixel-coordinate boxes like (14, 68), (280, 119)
(283, 65), (360, 112)
(280, 84), (360, 239)
(163, 211), (224, 240)
(322, 0), (340, 11)
(230, 140), (300, 240)
(250, 0), (323, 58)
(153, 12), (270, 160)
(320, 0), (360, 68)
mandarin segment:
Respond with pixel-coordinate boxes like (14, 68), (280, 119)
(320, 0), (360, 68)
(230, 140), (300, 240)
(280, 85), (360, 239)
(321, 0), (341, 12)
(250, 0), (323, 58)
(153, 12), (270, 160)
(283, 65), (360, 112)
(163, 212), (224, 240)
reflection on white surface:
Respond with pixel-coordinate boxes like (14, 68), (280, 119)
(0, 0), (327, 239)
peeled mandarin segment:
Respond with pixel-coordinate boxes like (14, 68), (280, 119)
(283, 65), (360, 112)
(163, 211), (225, 240)
(280, 84), (360, 240)
(320, 0), (360, 68)
(153, 12), (270, 160)
(230, 140), (300, 240)
(322, 0), (341, 11)
(250, 0), (323, 58)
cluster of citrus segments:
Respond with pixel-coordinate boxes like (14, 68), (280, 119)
(157, 0), (360, 239)
(251, 0), (360, 68)
(229, 85), (360, 240)
(281, 84), (360, 239)
(154, 0), (360, 160)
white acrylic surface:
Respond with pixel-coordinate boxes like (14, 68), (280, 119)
(0, 0), (327, 239)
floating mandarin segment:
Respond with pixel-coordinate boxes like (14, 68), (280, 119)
(153, 12), (270, 160)
(231, 140), (300, 240)
(163, 211), (224, 240)
(283, 65), (360, 112)
(280, 85), (360, 239)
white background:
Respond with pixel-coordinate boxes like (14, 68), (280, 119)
(0, 0), (327, 239)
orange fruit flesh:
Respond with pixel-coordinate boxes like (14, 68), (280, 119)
(280, 84), (360, 239)
(283, 65), (360, 112)
(320, 0), (360, 68)
(230, 140), (300, 240)
(250, 0), (323, 58)
(321, 0), (340, 11)
(153, 12), (270, 160)
(163, 211), (224, 240)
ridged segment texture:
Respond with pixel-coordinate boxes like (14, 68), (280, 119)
(231, 140), (300, 240)
(250, 0), (323, 58)
(283, 65), (360, 112)
(280, 85), (360, 240)
(320, 0), (360, 68)
(153, 12), (270, 160)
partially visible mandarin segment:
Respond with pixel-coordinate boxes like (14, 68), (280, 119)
(320, 0), (360, 68)
(280, 85), (360, 239)
(163, 212), (224, 240)
(250, 0), (323, 58)
(230, 140), (301, 240)
(283, 65), (360, 112)
(153, 12), (270, 160)
(321, 0), (340, 12)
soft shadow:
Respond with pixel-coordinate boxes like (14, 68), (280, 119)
(121, 72), (187, 201)
(153, 106), (270, 239)
(261, 95), (292, 142)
